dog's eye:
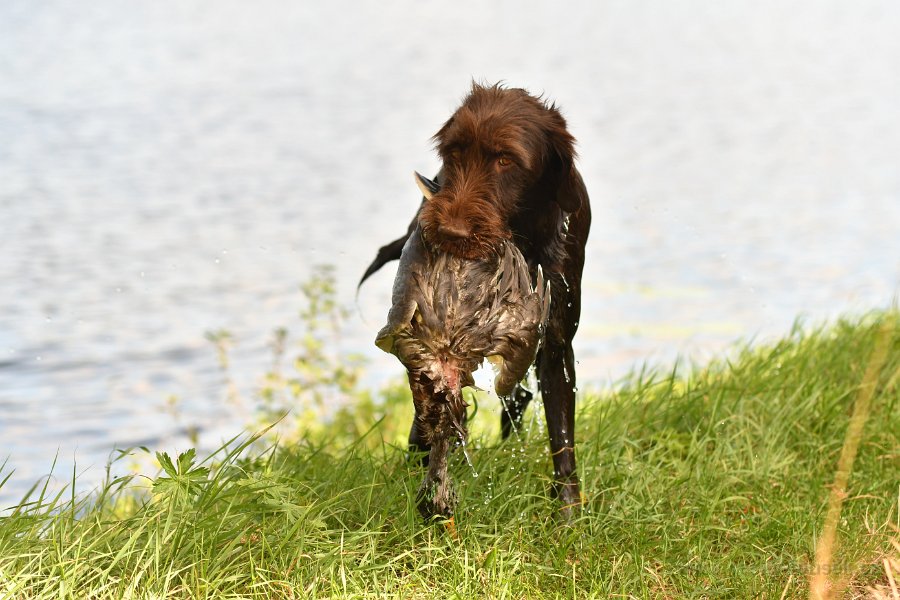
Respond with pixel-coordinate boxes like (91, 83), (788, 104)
(497, 156), (512, 167)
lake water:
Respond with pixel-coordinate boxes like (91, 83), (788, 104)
(1, 0), (898, 505)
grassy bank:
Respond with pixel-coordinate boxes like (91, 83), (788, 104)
(1, 314), (898, 598)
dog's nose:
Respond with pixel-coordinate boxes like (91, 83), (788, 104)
(438, 221), (471, 239)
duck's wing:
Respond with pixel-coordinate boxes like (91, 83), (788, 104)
(376, 226), (469, 363)
(375, 227), (432, 354)
(487, 249), (552, 396)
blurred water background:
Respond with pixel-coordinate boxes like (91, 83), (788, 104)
(1, 0), (898, 504)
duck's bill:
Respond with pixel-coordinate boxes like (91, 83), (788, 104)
(414, 171), (440, 200)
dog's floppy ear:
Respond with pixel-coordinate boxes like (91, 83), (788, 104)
(540, 105), (582, 213)
(432, 116), (455, 148)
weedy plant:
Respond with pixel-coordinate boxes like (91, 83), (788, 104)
(208, 264), (413, 449)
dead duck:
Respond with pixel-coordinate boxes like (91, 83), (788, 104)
(375, 172), (550, 519)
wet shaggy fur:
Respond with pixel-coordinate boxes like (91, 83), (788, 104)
(361, 83), (591, 517)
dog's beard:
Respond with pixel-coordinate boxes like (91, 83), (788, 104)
(428, 234), (497, 260)
(419, 200), (510, 260)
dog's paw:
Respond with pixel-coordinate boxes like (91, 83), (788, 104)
(553, 480), (584, 524)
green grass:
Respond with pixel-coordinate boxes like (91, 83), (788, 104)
(1, 314), (898, 599)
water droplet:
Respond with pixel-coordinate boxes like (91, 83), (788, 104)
(460, 440), (479, 478)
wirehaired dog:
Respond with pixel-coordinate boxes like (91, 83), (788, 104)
(361, 83), (590, 517)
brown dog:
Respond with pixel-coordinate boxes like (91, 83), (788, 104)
(361, 83), (590, 516)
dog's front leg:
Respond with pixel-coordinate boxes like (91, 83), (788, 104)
(407, 419), (431, 466)
(500, 385), (533, 439)
(537, 340), (581, 519)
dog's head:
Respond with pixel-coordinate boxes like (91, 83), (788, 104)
(418, 83), (579, 260)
